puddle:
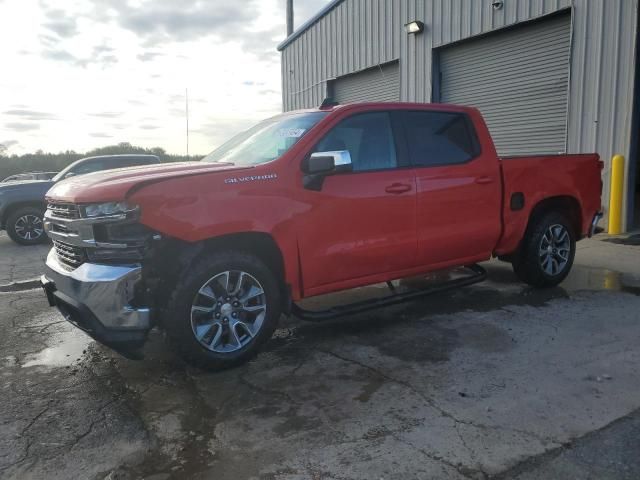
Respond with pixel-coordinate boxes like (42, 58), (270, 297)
(470, 262), (640, 296)
(22, 329), (92, 368)
(602, 234), (640, 246)
(561, 265), (640, 295)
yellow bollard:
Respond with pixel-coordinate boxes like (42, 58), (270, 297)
(608, 154), (625, 234)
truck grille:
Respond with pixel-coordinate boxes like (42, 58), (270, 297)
(53, 240), (86, 269)
(48, 202), (80, 220)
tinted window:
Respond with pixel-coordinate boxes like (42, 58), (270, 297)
(404, 111), (479, 167)
(315, 112), (397, 172)
(71, 160), (106, 175)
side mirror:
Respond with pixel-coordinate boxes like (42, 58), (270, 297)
(303, 150), (352, 190)
(64, 172), (77, 179)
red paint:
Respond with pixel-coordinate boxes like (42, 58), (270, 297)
(46, 103), (602, 301)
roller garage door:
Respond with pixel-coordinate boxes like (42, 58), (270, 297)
(439, 13), (571, 156)
(333, 61), (400, 104)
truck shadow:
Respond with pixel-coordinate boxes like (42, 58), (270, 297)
(264, 261), (639, 363)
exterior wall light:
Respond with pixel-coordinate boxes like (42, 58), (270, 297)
(405, 21), (425, 34)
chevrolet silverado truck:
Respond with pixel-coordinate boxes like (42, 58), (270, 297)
(0, 154), (160, 245)
(40, 103), (603, 370)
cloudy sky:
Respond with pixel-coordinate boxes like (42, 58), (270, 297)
(0, 0), (331, 156)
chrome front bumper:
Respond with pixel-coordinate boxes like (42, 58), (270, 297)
(41, 249), (151, 346)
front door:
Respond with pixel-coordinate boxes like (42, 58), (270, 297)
(297, 111), (417, 295)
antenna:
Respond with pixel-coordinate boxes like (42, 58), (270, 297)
(185, 88), (190, 160)
(286, 0), (294, 36)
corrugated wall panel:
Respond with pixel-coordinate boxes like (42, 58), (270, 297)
(280, 0), (638, 228)
(333, 62), (400, 103)
(440, 13), (571, 156)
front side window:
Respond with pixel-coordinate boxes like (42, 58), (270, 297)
(202, 112), (328, 167)
(314, 112), (397, 172)
(404, 111), (479, 167)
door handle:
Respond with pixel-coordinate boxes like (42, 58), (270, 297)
(385, 183), (412, 194)
(475, 176), (494, 185)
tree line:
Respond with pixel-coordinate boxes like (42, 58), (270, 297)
(0, 142), (202, 180)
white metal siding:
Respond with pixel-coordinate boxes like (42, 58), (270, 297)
(439, 13), (571, 156)
(333, 62), (400, 104)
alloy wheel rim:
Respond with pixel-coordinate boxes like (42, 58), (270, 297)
(14, 215), (44, 241)
(539, 224), (571, 276)
(190, 270), (267, 353)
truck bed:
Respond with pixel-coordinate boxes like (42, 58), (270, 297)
(495, 153), (603, 255)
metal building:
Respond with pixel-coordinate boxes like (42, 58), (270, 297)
(278, 0), (640, 231)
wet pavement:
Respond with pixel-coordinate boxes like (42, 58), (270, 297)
(0, 232), (50, 286)
(0, 237), (639, 479)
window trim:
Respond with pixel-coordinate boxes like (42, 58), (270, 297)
(399, 110), (482, 169)
(308, 110), (409, 174)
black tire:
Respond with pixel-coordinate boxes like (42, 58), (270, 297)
(5, 206), (47, 245)
(163, 250), (282, 370)
(512, 211), (576, 288)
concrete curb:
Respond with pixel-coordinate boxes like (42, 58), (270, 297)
(0, 278), (41, 293)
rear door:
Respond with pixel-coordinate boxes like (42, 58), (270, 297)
(400, 110), (502, 266)
(297, 111), (417, 293)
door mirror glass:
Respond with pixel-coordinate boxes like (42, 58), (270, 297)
(305, 150), (353, 175)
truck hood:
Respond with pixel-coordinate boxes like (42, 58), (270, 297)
(46, 161), (249, 203)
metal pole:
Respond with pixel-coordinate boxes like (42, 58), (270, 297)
(286, 0), (294, 36)
(608, 154), (625, 234)
(186, 88), (189, 160)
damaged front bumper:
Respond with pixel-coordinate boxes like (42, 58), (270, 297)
(41, 249), (151, 350)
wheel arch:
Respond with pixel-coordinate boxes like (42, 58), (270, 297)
(526, 195), (582, 238)
(149, 231), (290, 323)
(198, 232), (286, 283)
(1, 201), (46, 228)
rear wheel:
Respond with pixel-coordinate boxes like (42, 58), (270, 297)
(163, 251), (282, 370)
(6, 207), (47, 245)
(512, 212), (576, 288)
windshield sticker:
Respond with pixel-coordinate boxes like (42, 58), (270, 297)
(225, 173), (278, 184)
(277, 128), (306, 138)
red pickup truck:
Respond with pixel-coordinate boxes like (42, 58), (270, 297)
(41, 103), (602, 369)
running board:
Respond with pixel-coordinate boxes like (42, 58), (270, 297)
(291, 264), (487, 322)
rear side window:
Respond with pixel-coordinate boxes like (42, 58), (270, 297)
(72, 160), (105, 175)
(403, 111), (479, 167)
(314, 112), (397, 172)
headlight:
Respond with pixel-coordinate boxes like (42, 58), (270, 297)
(82, 201), (137, 218)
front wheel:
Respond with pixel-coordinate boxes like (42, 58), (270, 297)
(6, 207), (47, 245)
(512, 212), (576, 288)
(163, 251), (282, 370)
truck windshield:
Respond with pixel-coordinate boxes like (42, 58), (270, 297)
(202, 112), (328, 167)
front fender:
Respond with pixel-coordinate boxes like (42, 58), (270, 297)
(128, 169), (306, 299)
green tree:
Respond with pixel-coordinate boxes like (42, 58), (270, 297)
(0, 144), (202, 180)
